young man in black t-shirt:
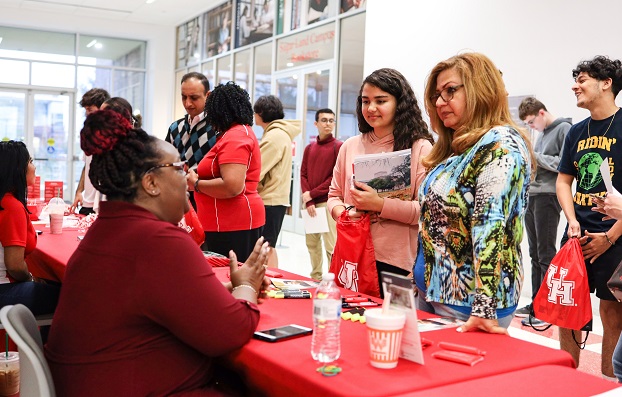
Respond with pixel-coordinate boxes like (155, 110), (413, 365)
(557, 55), (622, 380)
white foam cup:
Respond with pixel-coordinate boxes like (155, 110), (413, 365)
(365, 308), (406, 369)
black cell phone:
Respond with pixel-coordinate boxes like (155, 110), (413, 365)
(253, 324), (312, 342)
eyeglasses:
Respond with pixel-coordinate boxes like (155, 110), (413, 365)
(144, 161), (186, 175)
(319, 118), (335, 124)
(524, 115), (538, 127)
(430, 84), (464, 103)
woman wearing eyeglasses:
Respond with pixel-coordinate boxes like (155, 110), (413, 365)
(327, 68), (434, 296)
(46, 109), (269, 396)
(0, 141), (60, 320)
(415, 53), (534, 334)
(186, 82), (265, 261)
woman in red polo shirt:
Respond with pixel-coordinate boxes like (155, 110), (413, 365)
(46, 110), (268, 396)
(0, 140), (60, 317)
(187, 82), (265, 260)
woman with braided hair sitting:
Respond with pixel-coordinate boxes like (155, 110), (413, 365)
(186, 81), (265, 261)
(45, 109), (269, 396)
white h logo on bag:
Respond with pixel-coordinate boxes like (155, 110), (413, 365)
(546, 264), (575, 306)
(338, 260), (359, 291)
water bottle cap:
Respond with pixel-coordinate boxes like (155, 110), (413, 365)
(322, 273), (335, 281)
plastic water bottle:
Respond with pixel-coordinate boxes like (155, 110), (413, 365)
(311, 273), (341, 363)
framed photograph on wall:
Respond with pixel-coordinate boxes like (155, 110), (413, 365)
(236, 0), (276, 48)
(203, 1), (233, 58)
(340, 0), (366, 14)
(176, 17), (202, 68)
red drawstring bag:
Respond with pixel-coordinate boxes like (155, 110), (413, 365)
(533, 238), (592, 331)
(178, 201), (205, 246)
(329, 209), (379, 297)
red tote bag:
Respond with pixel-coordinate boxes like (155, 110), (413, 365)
(178, 201), (205, 246)
(329, 210), (379, 297)
(533, 238), (592, 330)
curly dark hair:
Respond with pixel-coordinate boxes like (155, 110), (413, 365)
(81, 109), (159, 201)
(204, 82), (254, 133)
(0, 140), (30, 210)
(79, 88), (110, 108)
(356, 68), (433, 151)
(103, 97), (142, 128)
(573, 55), (622, 97)
(253, 95), (285, 123)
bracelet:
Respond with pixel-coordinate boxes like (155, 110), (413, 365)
(194, 179), (201, 194)
(28, 272), (34, 282)
(605, 232), (614, 246)
(232, 284), (258, 295)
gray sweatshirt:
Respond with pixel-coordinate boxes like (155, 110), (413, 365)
(530, 117), (571, 195)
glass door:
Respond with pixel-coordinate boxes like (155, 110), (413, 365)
(0, 88), (75, 200)
(273, 62), (334, 235)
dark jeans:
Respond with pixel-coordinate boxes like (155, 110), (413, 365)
(525, 194), (561, 301)
(0, 281), (61, 343)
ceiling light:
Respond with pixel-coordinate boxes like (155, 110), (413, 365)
(86, 39), (97, 48)
(145, 0), (156, 3)
(286, 62), (294, 67)
(94, 42), (103, 49)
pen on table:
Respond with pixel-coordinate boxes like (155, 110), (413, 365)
(438, 342), (486, 356)
(274, 290), (312, 299)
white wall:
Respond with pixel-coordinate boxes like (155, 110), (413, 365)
(365, 0), (622, 124)
(0, 8), (175, 139)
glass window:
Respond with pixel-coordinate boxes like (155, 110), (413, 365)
(307, 0), (338, 25)
(253, 43), (272, 102)
(202, 61), (215, 90)
(217, 55), (232, 85)
(113, 70), (145, 121)
(31, 63), (75, 88)
(0, 91), (26, 141)
(0, 26), (75, 63)
(79, 35), (146, 68)
(276, 22), (335, 70)
(304, 69), (330, 145)
(337, 13), (364, 141)
(234, 49), (252, 91)
(0, 59), (29, 85)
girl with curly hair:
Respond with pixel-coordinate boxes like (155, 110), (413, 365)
(327, 68), (434, 295)
(186, 82), (265, 260)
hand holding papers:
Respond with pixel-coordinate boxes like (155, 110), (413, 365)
(301, 207), (329, 234)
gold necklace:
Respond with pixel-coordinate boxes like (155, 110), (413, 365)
(588, 110), (618, 138)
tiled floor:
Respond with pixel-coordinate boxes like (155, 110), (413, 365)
(274, 228), (607, 378)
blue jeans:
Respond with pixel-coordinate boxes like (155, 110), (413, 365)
(416, 292), (514, 329)
(525, 194), (561, 301)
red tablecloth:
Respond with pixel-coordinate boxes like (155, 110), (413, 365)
(396, 364), (620, 397)
(27, 232), (577, 397)
(212, 268), (575, 397)
(26, 228), (82, 282)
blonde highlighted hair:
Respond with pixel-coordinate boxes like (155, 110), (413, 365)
(422, 52), (534, 170)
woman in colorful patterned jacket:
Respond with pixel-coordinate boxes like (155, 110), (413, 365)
(414, 52), (534, 334)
